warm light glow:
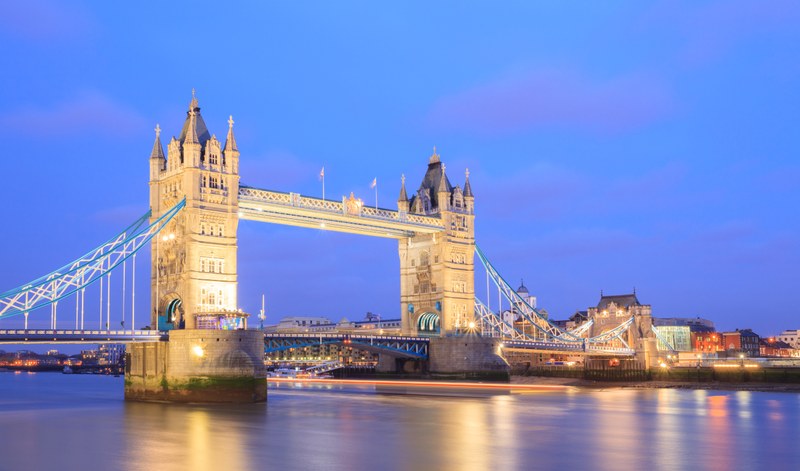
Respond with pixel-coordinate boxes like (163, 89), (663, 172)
(659, 362), (668, 368)
(468, 321), (476, 329)
(192, 345), (205, 358)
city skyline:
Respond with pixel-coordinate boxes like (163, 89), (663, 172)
(1, 2), (798, 336)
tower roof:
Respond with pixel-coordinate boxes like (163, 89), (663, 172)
(464, 168), (474, 197)
(409, 147), (453, 211)
(150, 124), (165, 160)
(517, 280), (529, 295)
(597, 293), (640, 310)
(178, 90), (211, 147)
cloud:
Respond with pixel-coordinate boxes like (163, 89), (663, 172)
(0, 91), (147, 138)
(0, 0), (94, 41)
(427, 68), (675, 136)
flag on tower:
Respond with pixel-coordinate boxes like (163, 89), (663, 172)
(319, 167), (325, 180)
(370, 177), (377, 189)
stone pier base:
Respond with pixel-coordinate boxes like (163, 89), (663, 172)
(125, 329), (266, 403)
(428, 336), (510, 381)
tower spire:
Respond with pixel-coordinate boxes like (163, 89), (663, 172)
(429, 146), (440, 164)
(150, 124), (165, 160)
(398, 174), (408, 202)
(225, 115), (238, 152)
(437, 162), (449, 193)
(189, 88), (198, 111)
(184, 109), (199, 144)
(463, 168), (473, 197)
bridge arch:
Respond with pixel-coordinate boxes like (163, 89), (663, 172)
(158, 293), (184, 330)
(416, 312), (440, 336)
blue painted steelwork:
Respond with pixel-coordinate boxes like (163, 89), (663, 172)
(0, 329), (165, 344)
(264, 333), (429, 359)
(0, 198), (186, 320)
(474, 245), (637, 355)
(475, 245), (581, 342)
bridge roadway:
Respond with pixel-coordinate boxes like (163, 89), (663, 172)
(0, 329), (165, 344)
(266, 333), (636, 359)
(0, 329), (635, 357)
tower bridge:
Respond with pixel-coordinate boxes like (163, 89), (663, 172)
(0, 92), (657, 401)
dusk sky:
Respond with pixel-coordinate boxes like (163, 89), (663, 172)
(1, 1), (798, 338)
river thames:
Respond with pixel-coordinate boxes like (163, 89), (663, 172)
(0, 373), (798, 470)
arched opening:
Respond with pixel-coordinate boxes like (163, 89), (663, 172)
(417, 312), (440, 336)
(159, 297), (184, 330)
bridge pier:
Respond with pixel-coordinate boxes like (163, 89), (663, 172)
(428, 336), (510, 381)
(125, 329), (266, 403)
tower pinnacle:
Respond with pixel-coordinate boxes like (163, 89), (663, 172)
(464, 167), (474, 197)
(398, 173), (408, 202)
(429, 146), (440, 164)
(225, 114), (238, 152)
(150, 123), (165, 160)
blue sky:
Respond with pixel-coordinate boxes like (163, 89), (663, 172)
(0, 1), (798, 339)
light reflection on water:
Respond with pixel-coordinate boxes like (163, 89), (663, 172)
(0, 373), (798, 470)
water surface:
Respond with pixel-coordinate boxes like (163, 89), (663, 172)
(0, 373), (797, 470)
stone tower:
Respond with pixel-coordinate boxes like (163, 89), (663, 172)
(398, 148), (475, 336)
(148, 91), (240, 330)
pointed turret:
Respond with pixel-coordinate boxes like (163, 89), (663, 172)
(184, 109), (199, 144)
(224, 115), (240, 174)
(149, 124), (165, 180)
(464, 168), (475, 214)
(150, 124), (165, 160)
(224, 115), (238, 152)
(437, 162), (450, 211)
(398, 174), (409, 212)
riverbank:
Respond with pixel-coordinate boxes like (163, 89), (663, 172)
(510, 375), (800, 392)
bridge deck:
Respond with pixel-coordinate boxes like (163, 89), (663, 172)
(0, 329), (166, 344)
(238, 186), (443, 238)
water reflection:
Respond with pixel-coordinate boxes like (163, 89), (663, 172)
(1, 374), (799, 470)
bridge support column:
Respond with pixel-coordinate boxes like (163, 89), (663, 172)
(428, 336), (509, 381)
(637, 338), (659, 369)
(125, 329), (266, 403)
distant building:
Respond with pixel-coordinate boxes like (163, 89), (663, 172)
(587, 292), (652, 341)
(759, 338), (797, 358)
(652, 325), (692, 352)
(721, 329), (760, 357)
(98, 344), (125, 365)
(691, 331), (724, 354)
(775, 330), (800, 349)
(653, 317), (716, 352)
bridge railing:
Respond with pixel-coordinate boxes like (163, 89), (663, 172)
(239, 186), (444, 229)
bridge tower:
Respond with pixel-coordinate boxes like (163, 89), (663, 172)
(148, 91), (240, 330)
(398, 148), (475, 336)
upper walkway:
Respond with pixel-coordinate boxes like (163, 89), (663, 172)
(238, 186), (444, 238)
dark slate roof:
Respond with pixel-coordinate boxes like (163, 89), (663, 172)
(597, 293), (640, 310)
(760, 338), (793, 349)
(178, 102), (211, 148)
(570, 310), (588, 322)
(408, 161), (453, 211)
(517, 280), (529, 295)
